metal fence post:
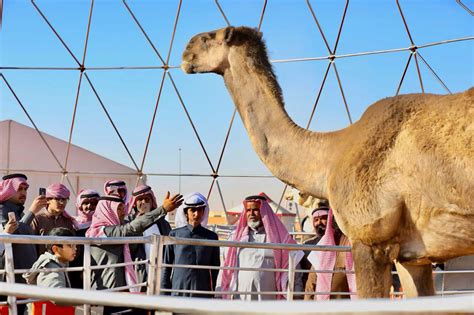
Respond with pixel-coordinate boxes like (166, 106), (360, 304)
(147, 235), (159, 295)
(83, 244), (92, 315)
(286, 251), (295, 301)
(4, 242), (18, 315)
(153, 235), (164, 295)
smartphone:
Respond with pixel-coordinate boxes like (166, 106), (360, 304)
(7, 212), (16, 222)
(39, 187), (46, 196)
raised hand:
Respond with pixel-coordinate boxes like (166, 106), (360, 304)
(29, 195), (48, 214)
(162, 191), (184, 212)
(4, 218), (18, 234)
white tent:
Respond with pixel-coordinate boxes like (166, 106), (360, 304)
(0, 120), (138, 216)
(227, 192), (296, 231)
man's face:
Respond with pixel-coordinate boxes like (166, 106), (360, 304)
(116, 203), (126, 223)
(245, 201), (262, 229)
(118, 188), (127, 200)
(313, 214), (328, 236)
(136, 195), (152, 215)
(80, 198), (98, 213)
(8, 183), (28, 205)
(47, 198), (68, 215)
(186, 206), (204, 227)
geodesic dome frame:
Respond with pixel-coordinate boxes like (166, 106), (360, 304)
(1, 0), (473, 218)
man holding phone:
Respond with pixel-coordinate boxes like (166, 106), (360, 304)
(0, 174), (47, 280)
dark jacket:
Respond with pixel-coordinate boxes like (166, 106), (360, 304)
(127, 209), (172, 291)
(161, 224), (220, 298)
(68, 227), (88, 289)
(0, 201), (38, 283)
(90, 206), (167, 290)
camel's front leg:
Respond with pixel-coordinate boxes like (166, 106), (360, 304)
(351, 240), (399, 298)
(395, 262), (435, 297)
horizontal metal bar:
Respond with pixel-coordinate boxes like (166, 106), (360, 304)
(270, 37), (474, 64)
(0, 234), (151, 245)
(289, 232), (318, 236)
(438, 290), (474, 295)
(103, 282), (147, 292)
(0, 168), (138, 176)
(432, 270), (474, 274)
(90, 260), (147, 270)
(0, 67), (80, 70)
(0, 168), (276, 178)
(417, 36), (474, 49)
(1, 283), (473, 313)
(163, 236), (351, 252)
(15, 298), (41, 305)
(13, 266), (84, 274)
(162, 263), (288, 273)
(86, 66), (166, 70)
(0, 235), (350, 251)
(161, 288), (355, 296)
(388, 270), (474, 275)
(2, 35), (471, 72)
(161, 263), (354, 274)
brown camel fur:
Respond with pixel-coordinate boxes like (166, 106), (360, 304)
(181, 26), (474, 298)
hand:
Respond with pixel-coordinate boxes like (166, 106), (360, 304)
(162, 192), (184, 212)
(29, 196), (48, 214)
(4, 219), (18, 234)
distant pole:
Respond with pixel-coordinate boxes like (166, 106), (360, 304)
(178, 148), (182, 193)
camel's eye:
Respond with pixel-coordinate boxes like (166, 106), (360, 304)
(201, 36), (211, 49)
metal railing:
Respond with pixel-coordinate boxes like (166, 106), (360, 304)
(1, 282), (473, 314)
(0, 234), (473, 314)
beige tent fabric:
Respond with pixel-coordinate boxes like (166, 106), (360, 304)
(0, 120), (137, 216)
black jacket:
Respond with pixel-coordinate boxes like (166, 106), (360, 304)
(161, 224), (220, 298)
(0, 201), (38, 283)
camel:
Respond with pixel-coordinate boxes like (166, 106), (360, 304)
(181, 26), (474, 298)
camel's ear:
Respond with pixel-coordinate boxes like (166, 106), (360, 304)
(224, 26), (235, 43)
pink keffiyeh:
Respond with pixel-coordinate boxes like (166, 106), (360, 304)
(128, 185), (158, 214)
(45, 183), (70, 199)
(86, 195), (139, 292)
(312, 208), (357, 300)
(45, 183), (78, 224)
(220, 194), (297, 299)
(74, 189), (100, 229)
(0, 174), (29, 202)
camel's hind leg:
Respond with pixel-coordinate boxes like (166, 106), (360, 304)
(395, 262), (435, 297)
(352, 241), (399, 298)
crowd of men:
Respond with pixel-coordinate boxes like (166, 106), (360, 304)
(0, 173), (355, 314)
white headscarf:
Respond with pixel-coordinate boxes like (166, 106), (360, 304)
(174, 192), (209, 228)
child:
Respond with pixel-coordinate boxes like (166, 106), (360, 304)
(31, 183), (75, 256)
(23, 227), (77, 288)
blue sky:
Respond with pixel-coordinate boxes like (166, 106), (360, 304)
(1, 0), (473, 210)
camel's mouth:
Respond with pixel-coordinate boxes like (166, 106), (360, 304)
(181, 61), (195, 74)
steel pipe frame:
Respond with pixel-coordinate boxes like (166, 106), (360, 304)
(1, 1), (470, 225)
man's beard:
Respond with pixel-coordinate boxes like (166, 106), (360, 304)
(247, 219), (261, 230)
(315, 224), (326, 236)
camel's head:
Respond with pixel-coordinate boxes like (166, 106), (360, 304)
(181, 26), (264, 75)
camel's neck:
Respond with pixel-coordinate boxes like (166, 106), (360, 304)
(223, 48), (342, 199)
